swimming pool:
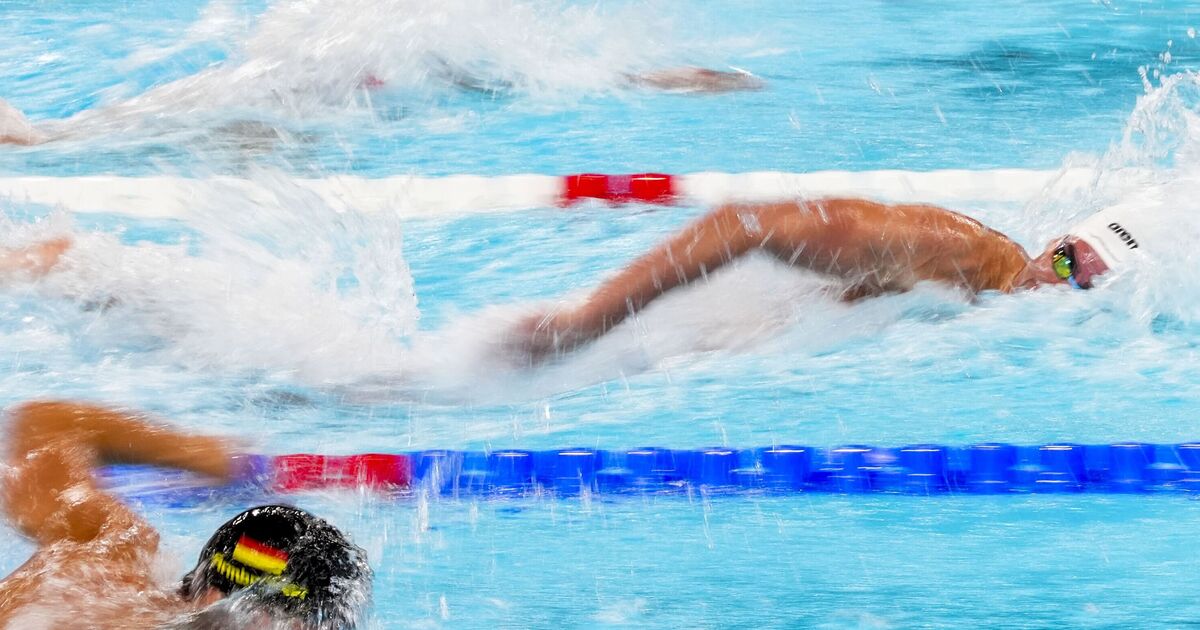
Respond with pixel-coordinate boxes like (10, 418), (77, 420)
(4, 0), (1200, 626)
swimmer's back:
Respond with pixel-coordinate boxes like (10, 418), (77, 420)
(0, 528), (185, 628)
(752, 198), (1030, 294)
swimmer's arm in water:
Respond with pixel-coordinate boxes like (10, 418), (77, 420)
(2, 401), (238, 547)
(0, 237), (72, 280)
(518, 200), (864, 359)
(397, 58), (763, 95)
(624, 67), (765, 93)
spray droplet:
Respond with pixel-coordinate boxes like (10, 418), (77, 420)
(867, 75), (882, 95)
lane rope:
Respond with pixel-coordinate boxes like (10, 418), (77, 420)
(98, 441), (1200, 504)
(0, 167), (1124, 219)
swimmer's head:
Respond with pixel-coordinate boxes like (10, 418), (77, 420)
(1021, 203), (1147, 290)
(179, 505), (371, 629)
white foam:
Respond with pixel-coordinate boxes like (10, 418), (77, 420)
(2, 171), (419, 386)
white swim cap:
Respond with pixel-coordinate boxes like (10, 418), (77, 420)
(1065, 202), (1150, 271)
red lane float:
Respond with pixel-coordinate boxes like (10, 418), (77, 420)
(561, 173), (676, 206)
(271, 454), (412, 492)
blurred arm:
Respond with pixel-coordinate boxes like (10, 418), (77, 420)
(2, 401), (237, 546)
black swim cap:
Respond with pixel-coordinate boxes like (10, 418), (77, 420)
(181, 505), (370, 629)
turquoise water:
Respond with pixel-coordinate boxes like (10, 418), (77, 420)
(2, 0), (1199, 176)
(3, 0), (1200, 627)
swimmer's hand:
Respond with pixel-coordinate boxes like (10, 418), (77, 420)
(508, 309), (599, 365)
(0, 236), (72, 279)
(627, 67), (765, 93)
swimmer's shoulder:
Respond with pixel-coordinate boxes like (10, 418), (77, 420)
(0, 548), (183, 629)
(0, 524), (177, 628)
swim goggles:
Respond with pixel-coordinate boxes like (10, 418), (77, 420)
(1051, 241), (1084, 289)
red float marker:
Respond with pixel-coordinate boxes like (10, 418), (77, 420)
(561, 173), (676, 206)
(272, 454), (411, 492)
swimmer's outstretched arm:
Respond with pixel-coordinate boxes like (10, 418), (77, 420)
(2, 401), (238, 547)
(518, 200), (863, 359)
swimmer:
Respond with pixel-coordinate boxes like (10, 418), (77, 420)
(623, 66), (765, 93)
(0, 63), (762, 146)
(425, 57), (764, 96)
(0, 401), (371, 628)
(514, 198), (1145, 360)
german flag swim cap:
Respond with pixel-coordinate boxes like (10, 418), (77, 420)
(181, 505), (370, 628)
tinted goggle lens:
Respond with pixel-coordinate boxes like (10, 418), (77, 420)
(1051, 242), (1087, 289)
(1051, 244), (1074, 281)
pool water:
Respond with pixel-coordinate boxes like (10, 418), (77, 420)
(3, 0), (1200, 627)
(3, 0), (1200, 176)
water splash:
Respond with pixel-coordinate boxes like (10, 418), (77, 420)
(1, 169), (418, 385)
(48, 0), (695, 141)
(1021, 71), (1200, 323)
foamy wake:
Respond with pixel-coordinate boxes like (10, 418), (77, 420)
(1020, 71), (1200, 322)
(2, 170), (419, 385)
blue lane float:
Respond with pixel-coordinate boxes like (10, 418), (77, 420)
(98, 442), (1200, 504)
(406, 442), (1200, 495)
